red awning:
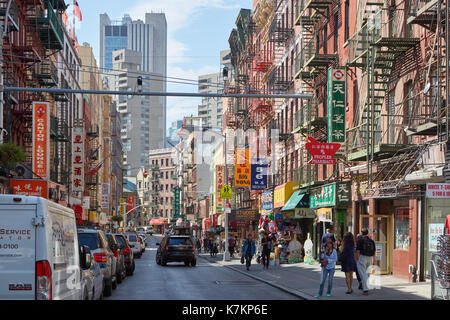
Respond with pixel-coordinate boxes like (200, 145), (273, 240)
(150, 218), (165, 225)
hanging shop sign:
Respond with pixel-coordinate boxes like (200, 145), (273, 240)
(216, 165), (225, 211)
(310, 182), (351, 208)
(127, 196), (135, 213)
(10, 179), (48, 198)
(426, 183), (450, 198)
(82, 196), (90, 209)
(235, 149), (251, 187)
(274, 181), (294, 208)
(305, 137), (341, 165)
(32, 102), (50, 179)
(294, 208), (316, 219)
(72, 126), (84, 192)
(251, 158), (268, 190)
(317, 208), (333, 222)
(262, 190), (274, 210)
(173, 186), (181, 217)
(327, 67), (346, 156)
(119, 198), (125, 215)
(235, 209), (259, 222)
(101, 183), (109, 209)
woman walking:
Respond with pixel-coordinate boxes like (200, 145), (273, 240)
(315, 239), (337, 298)
(341, 232), (357, 294)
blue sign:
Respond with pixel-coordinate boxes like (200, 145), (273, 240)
(262, 190), (273, 210)
(251, 158), (268, 190)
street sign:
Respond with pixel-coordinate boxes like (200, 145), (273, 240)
(305, 137), (341, 165)
(327, 67), (346, 157)
(220, 184), (232, 199)
(173, 186), (181, 218)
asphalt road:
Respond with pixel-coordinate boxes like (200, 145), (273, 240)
(106, 234), (299, 300)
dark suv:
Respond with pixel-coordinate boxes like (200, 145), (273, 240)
(106, 233), (126, 284)
(115, 234), (135, 276)
(156, 235), (197, 267)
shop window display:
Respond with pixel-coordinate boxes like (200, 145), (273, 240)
(395, 208), (410, 250)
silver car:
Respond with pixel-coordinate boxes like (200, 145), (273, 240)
(125, 233), (142, 258)
(78, 229), (117, 297)
(79, 245), (104, 300)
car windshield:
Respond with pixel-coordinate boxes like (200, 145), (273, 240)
(128, 235), (137, 242)
(115, 236), (126, 248)
(78, 233), (101, 250)
(169, 237), (192, 246)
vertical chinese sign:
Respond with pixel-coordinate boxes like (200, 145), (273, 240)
(101, 183), (109, 209)
(327, 68), (346, 155)
(216, 165), (225, 213)
(127, 196), (134, 213)
(173, 186), (180, 218)
(251, 158), (268, 190)
(235, 149), (251, 187)
(72, 127), (84, 192)
(32, 102), (50, 178)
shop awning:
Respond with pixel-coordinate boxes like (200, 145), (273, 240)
(150, 218), (166, 225)
(281, 191), (309, 211)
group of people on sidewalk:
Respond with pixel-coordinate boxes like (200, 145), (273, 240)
(316, 228), (376, 298)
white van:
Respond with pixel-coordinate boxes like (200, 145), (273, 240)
(0, 195), (83, 300)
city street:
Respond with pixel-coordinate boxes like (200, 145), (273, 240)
(106, 235), (299, 300)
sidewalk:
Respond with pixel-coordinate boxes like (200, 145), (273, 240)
(198, 252), (431, 300)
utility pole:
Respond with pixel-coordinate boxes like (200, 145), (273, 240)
(223, 130), (231, 261)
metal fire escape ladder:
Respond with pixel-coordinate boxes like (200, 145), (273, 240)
(365, 142), (433, 198)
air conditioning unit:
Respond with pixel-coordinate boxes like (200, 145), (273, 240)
(14, 163), (33, 179)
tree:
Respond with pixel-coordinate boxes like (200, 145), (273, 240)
(0, 143), (26, 168)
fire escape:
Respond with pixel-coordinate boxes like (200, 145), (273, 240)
(362, 0), (449, 197)
(346, 1), (427, 197)
(149, 164), (160, 218)
(292, 0), (338, 187)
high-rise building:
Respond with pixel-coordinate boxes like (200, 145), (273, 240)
(197, 50), (232, 128)
(100, 12), (167, 147)
(112, 49), (165, 177)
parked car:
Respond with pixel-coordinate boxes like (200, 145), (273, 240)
(156, 235), (197, 267)
(77, 228), (117, 297)
(125, 233), (142, 258)
(106, 233), (126, 284)
(79, 245), (104, 300)
(137, 234), (146, 252)
(114, 234), (135, 276)
(0, 195), (83, 300)
(147, 227), (154, 236)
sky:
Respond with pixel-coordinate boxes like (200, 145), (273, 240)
(71, 0), (252, 132)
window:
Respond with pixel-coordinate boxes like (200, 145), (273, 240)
(395, 208), (410, 250)
(334, 11), (339, 53)
(166, 172), (168, 179)
(345, 0), (349, 41)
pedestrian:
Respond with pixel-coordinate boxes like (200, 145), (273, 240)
(196, 237), (201, 254)
(355, 228), (376, 295)
(340, 232), (357, 294)
(354, 234), (363, 290)
(261, 233), (271, 269)
(321, 228), (336, 247)
(242, 234), (256, 271)
(203, 237), (209, 253)
(228, 235), (235, 258)
(315, 239), (337, 298)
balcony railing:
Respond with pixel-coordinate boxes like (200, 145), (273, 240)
(294, 36), (337, 77)
(37, 0), (64, 50)
(293, 98), (324, 133)
(35, 61), (58, 87)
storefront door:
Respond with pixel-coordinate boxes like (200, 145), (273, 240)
(360, 215), (392, 274)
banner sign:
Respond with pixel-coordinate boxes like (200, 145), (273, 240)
(10, 179), (48, 198)
(429, 224), (445, 252)
(305, 137), (341, 165)
(32, 102), (50, 179)
(101, 183), (109, 209)
(310, 182), (351, 208)
(216, 165), (225, 211)
(251, 158), (268, 190)
(82, 196), (90, 209)
(317, 207), (333, 222)
(327, 68), (346, 147)
(235, 149), (251, 187)
(426, 183), (450, 198)
(262, 190), (273, 210)
(173, 187), (181, 218)
(127, 196), (134, 213)
(231, 209), (259, 222)
(120, 198), (125, 215)
(72, 127), (84, 192)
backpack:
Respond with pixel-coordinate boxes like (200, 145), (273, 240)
(361, 237), (376, 256)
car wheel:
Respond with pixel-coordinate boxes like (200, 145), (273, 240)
(156, 255), (161, 265)
(191, 259), (197, 267)
(103, 278), (112, 297)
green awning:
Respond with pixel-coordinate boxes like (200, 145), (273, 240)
(281, 191), (309, 211)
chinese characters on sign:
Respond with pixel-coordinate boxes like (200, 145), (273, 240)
(305, 137), (341, 165)
(32, 102), (50, 178)
(10, 179), (48, 198)
(310, 182), (351, 208)
(127, 196), (135, 213)
(262, 190), (273, 210)
(216, 165), (225, 211)
(327, 68), (346, 155)
(251, 158), (268, 190)
(72, 127), (84, 192)
(101, 183), (109, 209)
(234, 149), (251, 187)
(173, 187), (181, 218)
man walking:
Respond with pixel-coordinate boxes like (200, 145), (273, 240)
(228, 235), (235, 258)
(321, 228), (336, 247)
(261, 233), (272, 269)
(355, 228), (376, 295)
(242, 234), (256, 271)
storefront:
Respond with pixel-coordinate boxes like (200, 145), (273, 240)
(310, 182), (351, 258)
(229, 209), (260, 240)
(423, 183), (450, 278)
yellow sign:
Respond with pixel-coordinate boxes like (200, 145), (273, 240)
(220, 184), (232, 199)
(274, 181), (294, 208)
(317, 208), (333, 222)
(235, 149), (251, 187)
(120, 198), (125, 214)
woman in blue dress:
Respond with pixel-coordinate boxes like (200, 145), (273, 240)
(341, 232), (357, 294)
